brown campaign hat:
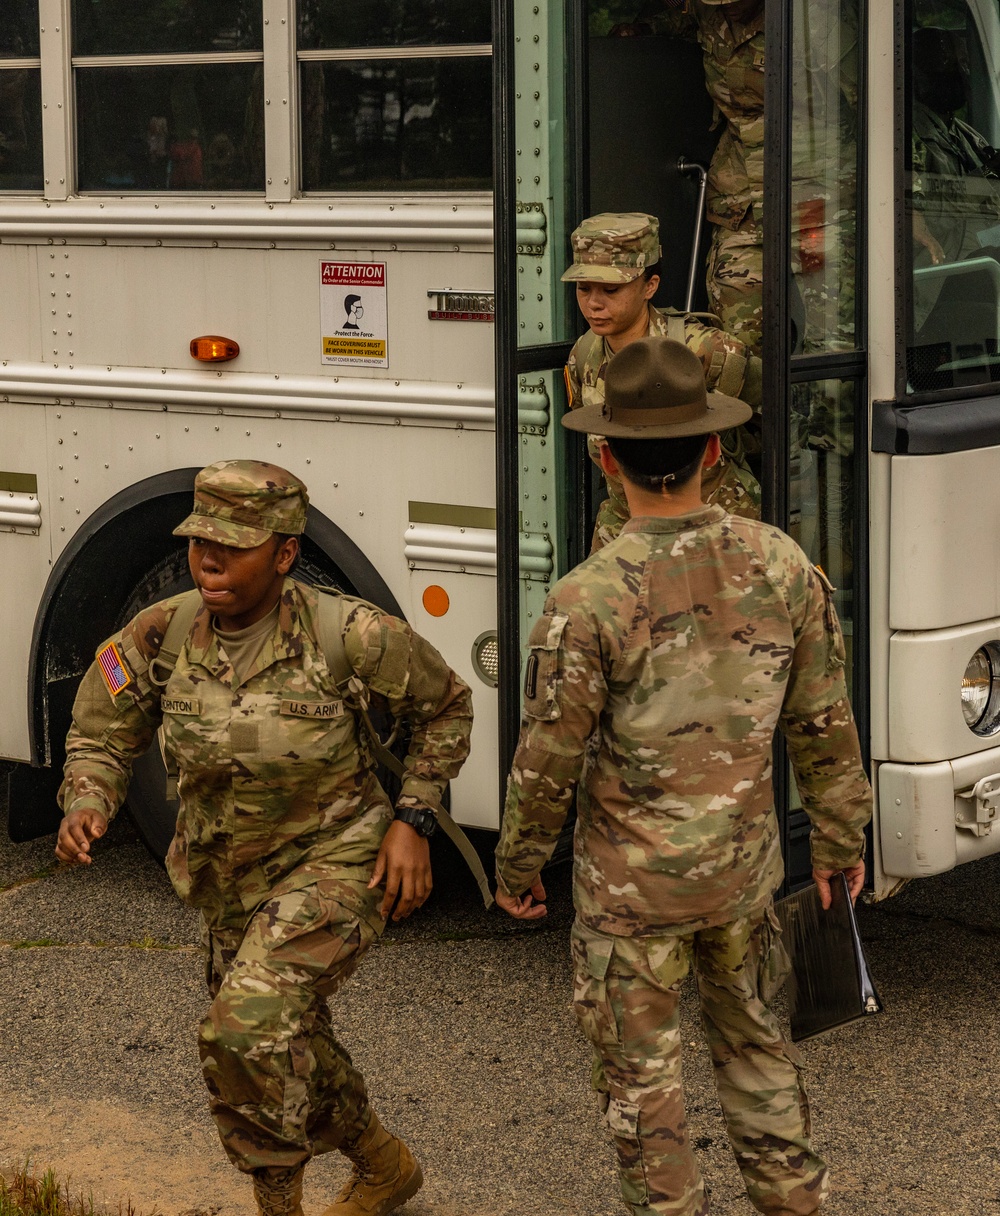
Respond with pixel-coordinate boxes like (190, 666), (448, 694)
(561, 337), (752, 439)
(173, 459), (309, 548)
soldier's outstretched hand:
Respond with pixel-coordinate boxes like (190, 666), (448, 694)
(813, 860), (866, 910)
(370, 819), (433, 921)
(495, 875), (547, 920)
(55, 807), (108, 865)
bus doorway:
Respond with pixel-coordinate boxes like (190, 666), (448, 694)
(587, 27), (718, 315)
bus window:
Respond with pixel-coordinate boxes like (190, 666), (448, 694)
(0, 0), (42, 192)
(906, 0), (1000, 392)
(72, 0), (264, 192)
(298, 1), (492, 192)
(789, 0), (860, 358)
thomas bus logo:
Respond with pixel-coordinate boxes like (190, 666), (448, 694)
(320, 260), (389, 369)
(427, 289), (495, 322)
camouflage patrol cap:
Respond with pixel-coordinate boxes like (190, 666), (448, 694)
(562, 337), (752, 438)
(561, 212), (661, 284)
(173, 460), (308, 548)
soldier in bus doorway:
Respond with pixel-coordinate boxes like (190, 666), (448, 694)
(495, 336), (872, 1216)
(612, 0), (765, 355)
(54, 460), (473, 1216)
(563, 211), (762, 551)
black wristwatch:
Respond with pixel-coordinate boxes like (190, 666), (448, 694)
(393, 805), (439, 838)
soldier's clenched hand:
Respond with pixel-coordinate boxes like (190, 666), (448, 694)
(370, 819), (433, 921)
(55, 807), (108, 865)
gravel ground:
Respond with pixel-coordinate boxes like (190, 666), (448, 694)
(3, 797), (1000, 1216)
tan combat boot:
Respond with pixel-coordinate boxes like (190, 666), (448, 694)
(252, 1165), (305, 1216)
(322, 1113), (423, 1215)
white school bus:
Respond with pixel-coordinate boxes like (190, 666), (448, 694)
(4, 0), (1000, 898)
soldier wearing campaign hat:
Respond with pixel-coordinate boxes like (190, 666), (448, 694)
(56, 459), (473, 1216)
(562, 212), (762, 551)
(497, 339), (872, 1216)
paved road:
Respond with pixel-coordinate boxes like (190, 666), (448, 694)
(3, 797), (1000, 1216)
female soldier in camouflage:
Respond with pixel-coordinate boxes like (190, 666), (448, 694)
(56, 460), (473, 1216)
(562, 211), (763, 550)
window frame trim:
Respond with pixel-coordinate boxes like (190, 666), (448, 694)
(297, 44), (492, 62)
(40, 0), (72, 200)
(72, 51), (264, 67)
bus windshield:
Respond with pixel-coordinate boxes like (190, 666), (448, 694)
(906, 0), (1000, 394)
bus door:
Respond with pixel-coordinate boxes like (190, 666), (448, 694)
(766, 0), (868, 886)
(494, 0), (585, 783)
(563, 0), (868, 889)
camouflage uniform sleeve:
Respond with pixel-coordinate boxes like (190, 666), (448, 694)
(59, 601), (173, 822)
(777, 555), (872, 871)
(343, 604), (472, 812)
(685, 316), (762, 410)
(495, 596), (607, 898)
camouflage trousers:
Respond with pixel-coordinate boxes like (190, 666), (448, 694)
(571, 910), (828, 1216)
(199, 877), (382, 1173)
(706, 218), (764, 357)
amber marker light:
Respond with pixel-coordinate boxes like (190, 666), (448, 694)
(190, 335), (240, 362)
(422, 585), (450, 617)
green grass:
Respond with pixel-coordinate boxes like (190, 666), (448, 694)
(0, 1163), (139, 1216)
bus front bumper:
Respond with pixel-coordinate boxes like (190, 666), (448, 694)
(879, 745), (1000, 876)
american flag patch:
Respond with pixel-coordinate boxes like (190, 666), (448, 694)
(97, 640), (133, 696)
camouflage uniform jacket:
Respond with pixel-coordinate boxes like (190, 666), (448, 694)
(648, 2), (765, 230)
(495, 506), (871, 937)
(60, 579), (473, 929)
(565, 304), (762, 537)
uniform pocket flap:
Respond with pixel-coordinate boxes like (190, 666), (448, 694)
(606, 1098), (640, 1137)
(572, 922), (615, 981)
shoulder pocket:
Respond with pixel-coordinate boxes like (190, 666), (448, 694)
(523, 612), (569, 721)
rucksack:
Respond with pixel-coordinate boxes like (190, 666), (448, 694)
(150, 587), (493, 907)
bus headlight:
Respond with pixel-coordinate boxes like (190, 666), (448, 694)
(962, 645), (1000, 733)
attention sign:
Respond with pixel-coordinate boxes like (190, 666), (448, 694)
(320, 261), (388, 368)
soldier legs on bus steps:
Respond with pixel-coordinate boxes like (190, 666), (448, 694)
(706, 217), (764, 357)
(572, 912), (827, 1216)
(201, 879), (422, 1216)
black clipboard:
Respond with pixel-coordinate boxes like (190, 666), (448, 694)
(775, 873), (884, 1043)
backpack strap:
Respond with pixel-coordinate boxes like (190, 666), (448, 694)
(149, 588), (203, 689)
(659, 307), (724, 329)
(144, 588), (203, 800)
(315, 588), (494, 908)
(665, 311), (687, 344)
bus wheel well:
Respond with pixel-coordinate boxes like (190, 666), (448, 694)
(7, 469), (401, 844)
